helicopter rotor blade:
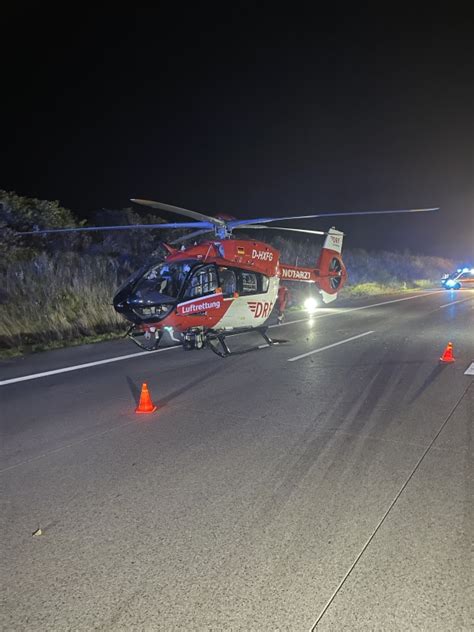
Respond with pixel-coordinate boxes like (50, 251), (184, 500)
(17, 221), (214, 235)
(228, 207), (439, 228)
(17, 206), (439, 236)
(169, 228), (215, 245)
(131, 199), (225, 226)
(234, 225), (327, 236)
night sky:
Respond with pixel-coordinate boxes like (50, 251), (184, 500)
(2, 9), (473, 259)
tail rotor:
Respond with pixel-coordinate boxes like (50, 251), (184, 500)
(315, 228), (347, 303)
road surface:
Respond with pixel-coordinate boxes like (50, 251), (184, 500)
(1, 290), (473, 630)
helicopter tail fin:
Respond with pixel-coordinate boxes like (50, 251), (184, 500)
(315, 228), (347, 303)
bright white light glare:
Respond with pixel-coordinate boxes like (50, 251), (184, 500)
(471, 269), (474, 274)
(304, 297), (318, 313)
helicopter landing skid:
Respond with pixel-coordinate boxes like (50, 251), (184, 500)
(126, 326), (163, 351)
(207, 327), (275, 358)
(207, 334), (232, 358)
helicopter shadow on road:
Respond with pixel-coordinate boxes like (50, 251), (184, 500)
(126, 363), (225, 408)
(408, 363), (449, 404)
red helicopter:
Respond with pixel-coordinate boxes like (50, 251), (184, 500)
(22, 200), (437, 357)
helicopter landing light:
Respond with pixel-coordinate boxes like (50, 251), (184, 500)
(304, 297), (319, 314)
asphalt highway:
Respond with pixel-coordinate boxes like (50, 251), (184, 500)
(1, 290), (473, 630)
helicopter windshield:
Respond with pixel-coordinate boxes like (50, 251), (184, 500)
(133, 261), (193, 302)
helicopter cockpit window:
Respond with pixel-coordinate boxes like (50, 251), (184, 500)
(236, 271), (269, 295)
(240, 271), (258, 295)
(218, 267), (237, 297)
(184, 265), (218, 299)
(133, 261), (192, 301)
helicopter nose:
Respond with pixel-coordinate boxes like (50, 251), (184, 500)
(113, 293), (132, 315)
(114, 288), (176, 322)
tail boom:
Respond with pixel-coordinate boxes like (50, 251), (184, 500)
(278, 228), (347, 304)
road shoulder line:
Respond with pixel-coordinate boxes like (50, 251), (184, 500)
(287, 330), (374, 362)
(0, 346), (177, 386)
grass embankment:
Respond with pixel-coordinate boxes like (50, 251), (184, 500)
(0, 254), (130, 358)
(340, 279), (433, 297)
(0, 249), (453, 358)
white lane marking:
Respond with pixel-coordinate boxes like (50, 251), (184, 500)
(271, 291), (445, 329)
(464, 362), (474, 376)
(309, 381), (471, 629)
(438, 297), (474, 309)
(287, 330), (375, 362)
(333, 291), (444, 312)
(0, 346), (177, 386)
(269, 316), (309, 328)
(0, 291), (443, 386)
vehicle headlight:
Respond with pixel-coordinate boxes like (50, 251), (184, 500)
(304, 297), (319, 313)
(445, 279), (456, 288)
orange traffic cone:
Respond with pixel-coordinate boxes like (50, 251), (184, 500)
(135, 382), (157, 413)
(440, 342), (455, 363)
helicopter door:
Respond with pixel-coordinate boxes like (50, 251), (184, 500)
(217, 267), (237, 298)
(183, 264), (219, 299)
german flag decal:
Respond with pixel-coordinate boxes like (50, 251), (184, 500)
(237, 247), (245, 255)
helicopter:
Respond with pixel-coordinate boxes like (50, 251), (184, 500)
(21, 200), (438, 357)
